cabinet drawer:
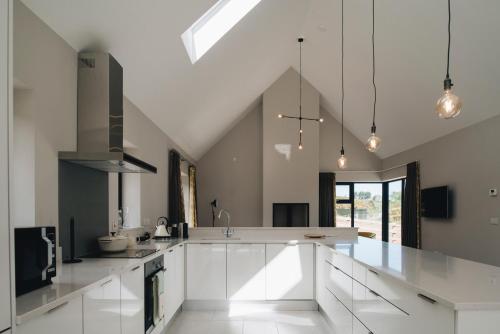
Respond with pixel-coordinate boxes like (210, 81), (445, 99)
(17, 297), (83, 334)
(353, 279), (409, 334)
(327, 249), (353, 276)
(324, 286), (353, 334)
(353, 316), (371, 334)
(326, 260), (353, 311)
(353, 261), (366, 285)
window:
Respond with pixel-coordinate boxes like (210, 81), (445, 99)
(354, 183), (383, 241)
(388, 180), (403, 244)
(181, 0), (263, 63)
(335, 179), (405, 244)
(118, 173), (141, 229)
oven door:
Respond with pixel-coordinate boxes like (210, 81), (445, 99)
(145, 268), (165, 334)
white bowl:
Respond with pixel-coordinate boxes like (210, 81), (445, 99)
(98, 235), (128, 252)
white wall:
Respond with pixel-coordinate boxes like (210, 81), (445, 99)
(108, 98), (195, 232)
(197, 103), (263, 227)
(0, 0), (13, 330)
(14, 2), (195, 236)
(13, 0), (77, 229)
(319, 107), (382, 181)
(382, 115), (500, 266)
(263, 68), (320, 227)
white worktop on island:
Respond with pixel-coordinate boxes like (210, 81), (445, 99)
(15, 227), (500, 325)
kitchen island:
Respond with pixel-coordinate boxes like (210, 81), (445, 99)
(15, 227), (500, 334)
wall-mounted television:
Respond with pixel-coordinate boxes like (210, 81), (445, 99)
(421, 186), (451, 219)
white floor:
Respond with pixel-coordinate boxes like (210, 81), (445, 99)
(166, 309), (332, 334)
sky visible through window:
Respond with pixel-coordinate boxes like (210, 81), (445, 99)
(182, 0), (263, 63)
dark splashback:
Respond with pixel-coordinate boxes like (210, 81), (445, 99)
(59, 160), (109, 259)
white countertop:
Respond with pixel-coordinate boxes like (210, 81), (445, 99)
(16, 234), (500, 325)
(324, 237), (500, 311)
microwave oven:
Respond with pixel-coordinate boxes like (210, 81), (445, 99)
(15, 226), (57, 296)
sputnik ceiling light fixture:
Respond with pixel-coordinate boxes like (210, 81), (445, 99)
(337, 0), (347, 169)
(365, 0), (381, 153)
(278, 38), (323, 150)
(436, 0), (462, 119)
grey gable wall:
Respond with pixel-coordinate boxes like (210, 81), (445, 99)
(382, 114), (500, 266)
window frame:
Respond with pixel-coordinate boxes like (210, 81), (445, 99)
(336, 178), (405, 243)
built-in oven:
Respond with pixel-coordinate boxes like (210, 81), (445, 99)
(14, 226), (57, 296)
(144, 256), (165, 334)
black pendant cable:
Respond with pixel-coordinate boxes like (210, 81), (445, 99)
(337, 0), (347, 169)
(278, 38), (324, 150)
(436, 0), (462, 118)
(365, 0), (381, 152)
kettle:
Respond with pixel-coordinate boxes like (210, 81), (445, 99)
(154, 216), (170, 238)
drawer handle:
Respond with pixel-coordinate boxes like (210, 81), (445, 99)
(168, 249), (174, 253)
(47, 301), (69, 314)
(179, 244), (184, 247)
(333, 265), (341, 271)
(100, 279), (113, 287)
(368, 269), (379, 276)
(131, 265), (141, 272)
(418, 293), (437, 304)
(162, 268), (167, 272)
(368, 289), (380, 297)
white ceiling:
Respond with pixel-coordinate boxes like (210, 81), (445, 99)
(21, 0), (500, 160)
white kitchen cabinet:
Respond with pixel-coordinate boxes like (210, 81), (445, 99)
(353, 316), (370, 334)
(353, 279), (408, 334)
(83, 275), (121, 334)
(315, 243), (328, 309)
(174, 244), (185, 307)
(325, 286), (352, 334)
(265, 243), (313, 300)
(326, 259), (353, 311)
(121, 264), (144, 334)
(164, 244), (185, 324)
(227, 244), (266, 300)
(163, 248), (175, 324)
(186, 243), (226, 300)
(17, 297), (83, 334)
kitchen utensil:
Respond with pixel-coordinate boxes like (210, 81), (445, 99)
(97, 233), (128, 252)
(154, 216), (170, 238)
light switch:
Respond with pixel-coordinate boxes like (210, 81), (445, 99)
(490, 217), (499, 225)
(489, 188), (498, 197)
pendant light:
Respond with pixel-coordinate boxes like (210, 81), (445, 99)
(278, 38), (324, 150)
(365, 0), (381, 153)
(337, 0), (347, 169)
(436, 0), (462, 119)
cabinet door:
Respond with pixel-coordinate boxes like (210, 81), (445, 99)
(17, 297), (83, 334)
(353, 317), (371, 334)
(325, 287), (352, 334)
(186, 244), (226, 300)
(353, 279), (408, 334)
(326, 260), (353, 311)
(83, 275), (121, 334)
(265, 244), (314, 300)
(121, 264), (144, 334)
(316, 244), (327, 308)
(163, 250), (176, 324)
(227, 244), (266, 300)
(175, 244), (185, 308)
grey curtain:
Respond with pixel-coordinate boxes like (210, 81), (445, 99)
(168, 150), (185, 224)
(402, 161), (421, 248)
(319, 173), (336, 227)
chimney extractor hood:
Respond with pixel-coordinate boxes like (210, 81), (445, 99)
(59, 53), (157, 174)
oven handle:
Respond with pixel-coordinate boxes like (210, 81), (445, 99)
(41, 228), (53, 281)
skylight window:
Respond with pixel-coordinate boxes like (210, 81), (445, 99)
(182, 0), (263, 63)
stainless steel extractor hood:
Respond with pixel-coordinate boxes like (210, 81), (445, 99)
(59, 53), (157, 173)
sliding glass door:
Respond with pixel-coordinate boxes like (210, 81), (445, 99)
(354, 183), (383, 240)
(335, 179), (405, 244)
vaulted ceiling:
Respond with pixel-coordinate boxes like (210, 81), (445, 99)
(21, 0), (500, 160)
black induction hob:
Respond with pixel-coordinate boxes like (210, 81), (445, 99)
(85, 248), (158, 259)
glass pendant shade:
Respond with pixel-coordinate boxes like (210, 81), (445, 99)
(365, 132), (381, 152)
(337, 154), (347, 169)
(436, 89), (462, 119)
